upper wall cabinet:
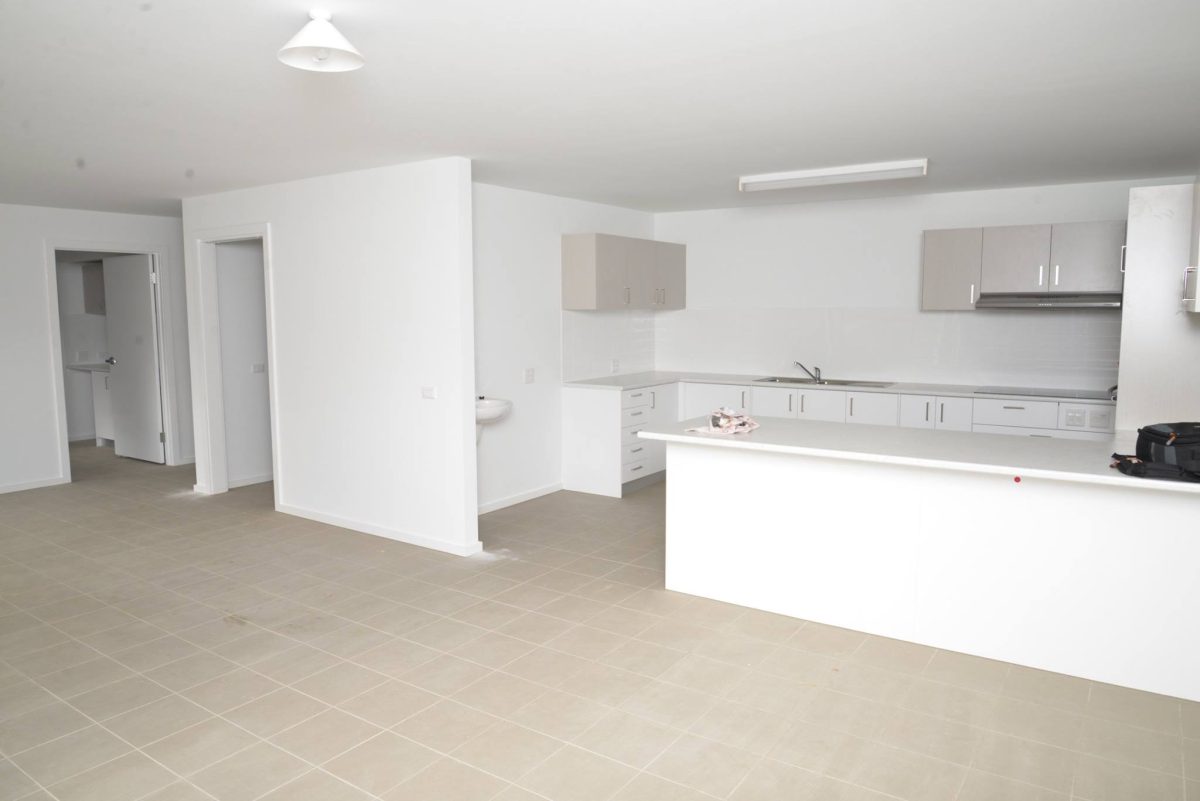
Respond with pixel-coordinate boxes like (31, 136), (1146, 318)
(1047, 221), (1127, 293)
(562, 233), (686, 311)
(921, 228), (983, 311)
(981, 224), (1053, 294)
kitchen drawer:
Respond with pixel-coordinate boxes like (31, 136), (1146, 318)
(623, 441), (653, 464)
(973, 423), (1110, 441)
(622, 388), (653, 409)
(622, 424), (649, 445)
(622, 459), (651, 483)
(621, 405), (653, 426)
(972, 398), (1059, 429)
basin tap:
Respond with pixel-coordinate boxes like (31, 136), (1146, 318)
(793, 361), (821, 382)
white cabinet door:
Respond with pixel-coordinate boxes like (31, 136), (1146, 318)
(899, 395), (935, 429)
(749, 386), (797, 418)
(846, 392), (899, 426)
(796, 388), (846, 422)
(681, 383), (750, 419)
(92, 370), (114, 440)
(654, 241), (686, 310)
(934, 397), (973, 431)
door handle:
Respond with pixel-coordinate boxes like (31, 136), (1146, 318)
(1119, 244), (1127, 273)
(105, 356), (117, 365)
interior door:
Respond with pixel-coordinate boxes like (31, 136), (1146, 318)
(103, 254), (166, 463)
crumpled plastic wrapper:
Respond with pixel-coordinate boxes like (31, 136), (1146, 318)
(686, 407), (760, 435)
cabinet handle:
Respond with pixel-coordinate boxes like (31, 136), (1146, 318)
(1119, 244), (1127, 273)
(849, 397), (854, 416)
(630, 465), (644, 472)
(630, 447), (644, 454)
(630, 410), (643, 417)
(661, 289), (666, 304)
(939, 402), (945, 424)
(740, 390), (746, 408)
(788, 395), (793, 412)
(1038, 265), (1044, 286)
(650, 391), (656, 409)
(925, 401), (930, 422)
(969, 283), (975, 305)
(630, 392), (643, 398)
(1054, 264), (1060, 286)
(801, 394), (805, 414)
(1002, 405), (1026, 410)
(624, 287), (630, 305)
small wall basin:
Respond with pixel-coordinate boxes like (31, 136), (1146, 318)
(475, 397), (512, 444)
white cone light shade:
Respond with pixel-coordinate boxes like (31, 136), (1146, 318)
(278, 9), (364, 72)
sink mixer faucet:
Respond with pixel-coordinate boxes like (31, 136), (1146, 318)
(794, 361), (821, 382)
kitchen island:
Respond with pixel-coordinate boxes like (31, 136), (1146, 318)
(639, 418), (1200, 701)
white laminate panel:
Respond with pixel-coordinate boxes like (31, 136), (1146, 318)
(972, 398), (1059, 429)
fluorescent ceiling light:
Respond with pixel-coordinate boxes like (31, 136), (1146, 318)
(278, 9), (364, 73)
(738, 158), (928, 192)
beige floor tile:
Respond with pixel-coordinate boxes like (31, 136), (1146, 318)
(600, 639), (686, 677)
(1072, 753), (1184, 801)
(351, 638), (441, 678)
(191, 742), (309, 801)
(519, 745), (637, 801)
(383, 757), (508, 801)
(103, 694), (212, 747)
(145, 652), (239, 692)
(503, 647), (592, 686)
(142, 717), (259, 775)
(134, 780), (218, 801)
(509, 689), (610, 740)
(955, 769), (1068, 801)
(397, 701), (498, 753)
(723, 671), (817, 716)
(851, 636), (935, 675)
(873, 704), (981, 766)
(658, 654), (749, 696)
(1186, 737), (1200, 780)
(338, 680), (439, 728)
(452, 632), (537, 669)
(47, 751), (176, 801)
(67, 674), (169, 720)
(1001, 666), (1091, 714)
(556, 662), (650, 707)
(688, 698), (792, 755)
(1077, 715), (1183, 775)
(786, 622), (867, 657)
(405, 618), (488, 651)
(573, 709), (680, 768)
(971, 730), (1075, 792)
(257, 769), (374, 800)
(612, 773), (717, 801)
(729, 758), (823, 801)
(453, 721), (563, 782)
(0, 758), (40, 800)
(1087, 681), (1183, 734)
(0, 702), (90, 754)
(270, 709), (383, 764)
(111, 636), (201, 672)
(11, 725), (131, 785)
(291, 661), (387, 705)
(546, 625), (629, 661)
(223, 688), (328, 737)
(0, 682), (57, 723)
(7, 640), (100, 677)
(647, 732), (758, 797)
(498, 612), (575, 645)
(824, 736), (966, 801)
(182, 668), (281, 713)
(619, 680), (715, 729)
(402, 655), (492, 696)
(453, 671), (548, 718)
(985, 696), (1083, 750)
(325, 732), (440, 795)
(1185, 703), (1200, 740)
(922, 650), (1010, 693)
(35, 657), (133, 698)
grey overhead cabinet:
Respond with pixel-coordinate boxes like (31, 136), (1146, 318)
(921, 228), (983, 310)
(562, 233), (686, 310)
(981, 224), (1052, 294)
(1047, 221), (1127, 293)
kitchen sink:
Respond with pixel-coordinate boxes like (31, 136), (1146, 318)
(754, 377), (894, 388)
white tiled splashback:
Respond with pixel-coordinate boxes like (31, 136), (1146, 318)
(561, 309), (656, 381)
(654, 307), (1122, 389)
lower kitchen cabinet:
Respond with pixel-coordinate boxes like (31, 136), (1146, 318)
(749, 386), (797, 418)
(92, 370), (114, 442)
(845, 392), (898, 426)
(796, 388), (846, 422)
(681, 382), (752, 419)
(899, 395), (973, 431)
(562, 383), (677, 497)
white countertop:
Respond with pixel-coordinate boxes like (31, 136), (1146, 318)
(67, 363), (110, 373)
(564, 371), (1115, 405)
(638, 417), (1198, 494)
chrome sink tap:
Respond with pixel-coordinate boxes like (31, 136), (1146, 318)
(794, 361), (821, 382)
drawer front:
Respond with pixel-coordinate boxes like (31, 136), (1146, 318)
(973, 423), (1110, 441)
(622, 424), (648, 445)
(623, 441), (652, 464)
(622, 459), (650, 483)
(622, 388), (652, 409)
(621, 406), (652, 426)
(972, 398), (1059, 429)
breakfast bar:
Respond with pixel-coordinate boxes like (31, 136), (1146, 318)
(640, 418), (1200, 701)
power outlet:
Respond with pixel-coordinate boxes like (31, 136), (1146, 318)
(610, 359), (620, 374)
(421, 386), (437, 399)
(523, 368), (535, 384)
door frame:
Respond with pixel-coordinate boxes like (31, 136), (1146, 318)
(186, 223), (280, 505)
(44, 239), (183, 482)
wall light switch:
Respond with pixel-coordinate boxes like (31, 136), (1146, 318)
(523, 368), (535, 384)
(610, 359), (620, 374)
(251, 363), (266, 374)
(421, 386), (437, 399)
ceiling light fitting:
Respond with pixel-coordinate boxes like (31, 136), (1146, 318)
(738, 158), (928, 192)
(278, 9), (364, 73)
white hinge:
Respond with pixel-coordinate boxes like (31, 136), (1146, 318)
(150, 269), (159, 284)
(159, 432), (165, 443)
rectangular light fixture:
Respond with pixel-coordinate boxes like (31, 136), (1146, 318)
(738, 158), (929, 192)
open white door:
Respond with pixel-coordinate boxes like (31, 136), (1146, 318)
(103, 254), (166, 463)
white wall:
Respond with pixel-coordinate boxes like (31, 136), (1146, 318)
(0, 204), (190, 493)
(183, 159), (479, 555)
(472, 184), (653, 511)
(1116, 183), (1200, 429)
(654, 178), (1189, 389)
(55, 262), (109, 440)
(215, 240), (272, 487)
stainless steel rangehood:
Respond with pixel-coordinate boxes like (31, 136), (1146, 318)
(974, 292), (1122, 309)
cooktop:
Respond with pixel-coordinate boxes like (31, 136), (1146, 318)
(975, 386), (1114, 401)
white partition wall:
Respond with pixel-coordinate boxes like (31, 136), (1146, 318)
(183, 158), (480, 556)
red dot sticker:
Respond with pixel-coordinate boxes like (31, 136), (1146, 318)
(1013, 476), (1022, 483)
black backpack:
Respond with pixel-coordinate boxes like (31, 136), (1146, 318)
(1111, 422), (1200, 483)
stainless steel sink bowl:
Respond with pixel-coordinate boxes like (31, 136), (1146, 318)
(754, 377), (894, 388)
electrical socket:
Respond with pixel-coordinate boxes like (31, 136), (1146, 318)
(610, 359), (620, 374)
(523, 368), (535, 384)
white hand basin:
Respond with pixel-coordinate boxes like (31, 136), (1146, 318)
(475, 397), (512, 424)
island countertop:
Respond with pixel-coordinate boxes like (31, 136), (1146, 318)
(639, 417), (1199, 494)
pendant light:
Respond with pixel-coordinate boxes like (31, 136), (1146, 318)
(278, 9), (364, 73)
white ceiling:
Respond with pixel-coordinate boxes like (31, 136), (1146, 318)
(2, 0), (1198, 216)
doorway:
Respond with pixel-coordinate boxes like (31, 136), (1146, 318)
(54, 249), (169, 468)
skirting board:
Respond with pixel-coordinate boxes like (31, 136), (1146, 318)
(0, 476), (70, 495)
(478, 483), (562, 515)
(68, 433), (97, 442)
(277, 502), (483, 557)
(228, 473), (273, 489)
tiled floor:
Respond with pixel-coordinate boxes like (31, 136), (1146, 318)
(0, 444), (1196, 801)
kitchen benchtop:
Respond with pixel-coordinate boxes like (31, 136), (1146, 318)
(67, 363), (111, 373)
(564, 371), (1115, 405)
(638, 417), (1198, 494)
